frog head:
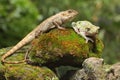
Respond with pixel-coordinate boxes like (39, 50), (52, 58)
(72, 21), (100, 36)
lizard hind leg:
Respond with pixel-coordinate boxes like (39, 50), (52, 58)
(1, 47), (31, 64)
(24, 46), (32, 63)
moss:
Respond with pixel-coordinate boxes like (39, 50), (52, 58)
(3, 64), (58, 80)
(29, 28), (104, 67)
(88, 37), (104, 57)
(0, 47), (58, 80)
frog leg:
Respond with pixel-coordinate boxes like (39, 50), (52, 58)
(79, 32), (94, 43)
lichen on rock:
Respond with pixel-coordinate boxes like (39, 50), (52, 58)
(70, 57), (120, 80)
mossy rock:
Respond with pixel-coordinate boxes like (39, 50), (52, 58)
(28, 28), (104, 67)
(0, 47), (58, 80)
(3, 64), (58, 80)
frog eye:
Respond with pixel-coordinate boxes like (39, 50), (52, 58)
(86, 28), (90, 31)
(72, 22), (76, 27)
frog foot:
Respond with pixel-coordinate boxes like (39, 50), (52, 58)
(85, 37), (94, 43)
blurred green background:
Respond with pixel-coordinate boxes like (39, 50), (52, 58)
(0, 0), (120, 64)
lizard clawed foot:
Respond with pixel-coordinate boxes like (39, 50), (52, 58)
(53, 21), (66, 30)
(58, 26), (66, 30)
(85, 37), (94, 43)
(1, 61), (5, 65)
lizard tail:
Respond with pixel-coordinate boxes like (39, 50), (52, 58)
(1, 35), (34, 64)
(1, 47), (26, 64)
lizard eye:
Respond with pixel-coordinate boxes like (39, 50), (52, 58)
(86, 28), (90, 31)
(68, 10), (73, 13)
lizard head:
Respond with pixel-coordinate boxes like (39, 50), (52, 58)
(60, 9), (78, 22)
(72, 21), (100, 36)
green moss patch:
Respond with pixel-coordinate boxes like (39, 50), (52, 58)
(4, 64), (58, 80)
(29, 28), (104, 67)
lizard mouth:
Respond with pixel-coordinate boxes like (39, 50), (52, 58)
(63, 16), (75, 23)
(69, 17), (75, 21)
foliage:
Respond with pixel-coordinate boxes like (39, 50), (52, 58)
(0, 0), (120, 63)
(0, 0), (40, 47)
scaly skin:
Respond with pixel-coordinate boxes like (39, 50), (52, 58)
(72, 21), (100, 43)
(1, 9), (78, 64)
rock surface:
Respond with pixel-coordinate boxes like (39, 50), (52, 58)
(28, 28), (104, 67)
(107, 63), (120, 80)
(70, 57), (120, 80)
(0, 47), (58, 80)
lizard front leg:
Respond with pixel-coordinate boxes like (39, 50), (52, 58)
(53, 21), (65, 30)
(24, 46), (32, 62)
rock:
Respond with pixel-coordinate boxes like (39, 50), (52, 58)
(70, 69), (88, 80)
(55, 66), (79, 80)
(3, 64), (58, 80)
(107, 63), (120, 80)
(28, 28), (104, 67)
(0, 47), (58, 80)
(70, 57), (120, 80)
(70, 57), (107, 80)
(82, 57), (106, 80)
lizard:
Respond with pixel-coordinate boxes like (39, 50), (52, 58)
(71, 21), (100, 43)
(1, 9), (78, 64)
